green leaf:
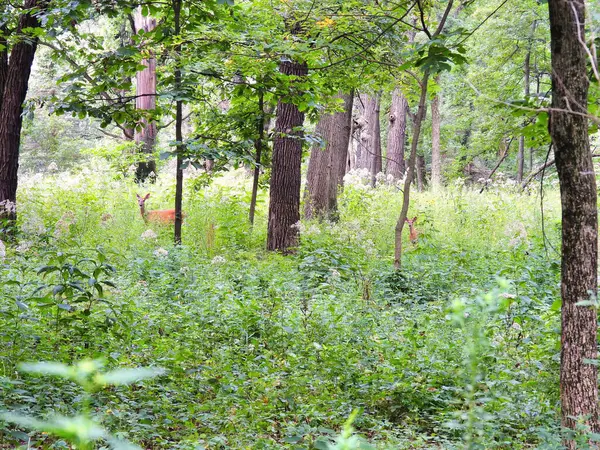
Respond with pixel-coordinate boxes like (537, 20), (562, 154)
(96, 367), (166, 386)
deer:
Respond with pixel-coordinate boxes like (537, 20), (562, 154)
(405, 216), (419, 245)
(137, 193), (181, 224)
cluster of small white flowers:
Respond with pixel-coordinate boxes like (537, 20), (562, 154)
(290, 221), (305, 232)
(47, 162), (59, 172)
(329, 269), (341, 279)
(141, 229), (158, 240)
(505, 221), (527, 248)
(0, 199), (16, 214)
(15, 241), (32, 253)
(306, 224), (321, 235)
(211, 255), (226, 264)
(343, 168), (372, 187)
(153, 247), (169, 257)
(21, 215), (46, 235)
(0, 239), (5, 262)
(511, 322), (522, 332)
(375, 172), (387, 184)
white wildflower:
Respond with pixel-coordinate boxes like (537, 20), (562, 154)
(330, 269), (341, 279)
(0, 239), (5, 261)
(290, 221), (305, 232)
(21, 216), (46, 235)
(511, 322), (522, 332)
(153, 247), (169, 257)
(211, 255), (226, 264)
(47, 162), (59, 172)
(463, 312), (470, 318)
(0, 199), (16, 214)
(15, 241), (32, 253)
(307, 224), (321, 235)
(141, 229), (158, 240)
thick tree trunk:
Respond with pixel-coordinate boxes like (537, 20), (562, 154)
(305, 92), (353, 220)
(0, 0), (42, 225)
(354, 94), (381, 180)
(266, 58), (308, 253)
(386, 89), (407, 180)
(548, 0), (599, 443)
(134, 9), (158, 183)
(430, 79), (442, 189)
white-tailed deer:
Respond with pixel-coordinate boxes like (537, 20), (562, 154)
(137, 193), (181, 224)
(405, 216), (418, 245)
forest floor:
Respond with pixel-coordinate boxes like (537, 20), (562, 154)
(0, 165), (566, 449)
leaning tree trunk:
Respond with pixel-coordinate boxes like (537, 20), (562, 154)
(266, 57), (308, 253)
(416, 154), (426, 191)
(430, 77), (442, 189)
(0, 0), (42, 226)
(134, 9), (158, 183)
(305, 92), (353, 220)
(548, 0), (599, 443)
(386, 89), (408, 180)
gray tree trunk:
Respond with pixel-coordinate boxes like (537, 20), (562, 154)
(305, 93), (353, 220)
(548, 0), (599, 444)
(386, 89), (408, 180)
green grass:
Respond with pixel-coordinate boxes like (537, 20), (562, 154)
(0, 161), (564, 449)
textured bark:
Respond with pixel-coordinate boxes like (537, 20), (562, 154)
(0, 0), (43, 224)
(548, 0), (599, 442)
(354, 94), (381, 181)
(305, 92), (353, 220)
(134, 9), (158, 183)
(430, 79), (442, 189)
(266, 58), (308, 253)
(386, 89), (407, 180)
(0, 27), (7, 109)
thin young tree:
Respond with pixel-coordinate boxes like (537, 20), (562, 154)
(547, 0), (599, 443)
(173, 0), (184, 245)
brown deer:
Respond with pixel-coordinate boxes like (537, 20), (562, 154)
(137, 193), (181, 224)
(405, 216), (419, 245)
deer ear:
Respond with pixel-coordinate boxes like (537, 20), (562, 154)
(136, 194), (141, 199)
(413, 216), (417, 222)
(144, 193), (151, 200)
(404, 218), (409, 223)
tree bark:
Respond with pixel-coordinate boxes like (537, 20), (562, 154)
(430, 77), (442, 189)
(249, 90), (268, 226)
(386, 89), (407, 180)
(354, 93), (381, 182)
(0, 0), (43, 225)
(394, 72), (429, 268)
(134, 9), (158, 183)
(517, 36), (532, 182)
(548, 0), (599, 443)
(416, 154), (426, 191)
(173, 0), (183, 245)
(304, 92), (353, 220)
(266, 57), (308, 253)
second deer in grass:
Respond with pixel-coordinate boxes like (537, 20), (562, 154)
(137, 193), (181, 224)
(405, 216), (419, 245)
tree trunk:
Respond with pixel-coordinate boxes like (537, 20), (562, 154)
(394, 72), (430, 268)
(266, 57), (308, 253)
(134, 9), (158, 183)
(386, 89), (407, 180)
(548, 0), (599, 443)
(416, 154), (426, 191)
(173, 0), (183, 245)
(249, 90), (269, 226)
(305, 92), (353, 220)
(354, 94), (381, 180)
(430, 77), (442, 189)
(0, 0), (43, 226)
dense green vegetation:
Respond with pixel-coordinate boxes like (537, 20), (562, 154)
(1, 163), (565, 449)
